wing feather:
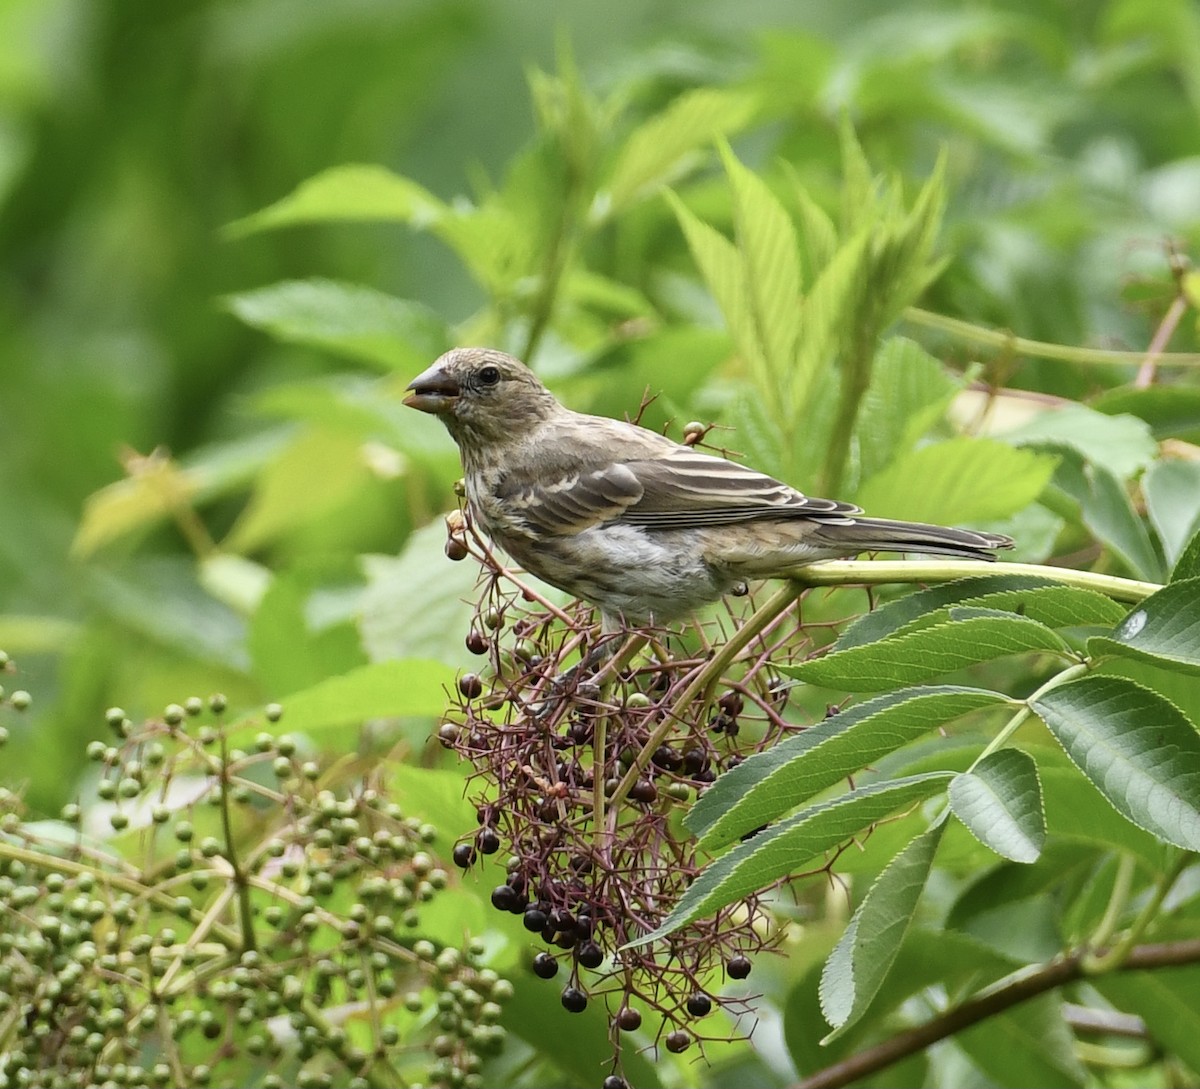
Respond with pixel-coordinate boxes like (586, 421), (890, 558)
(497, 446), (858, 535)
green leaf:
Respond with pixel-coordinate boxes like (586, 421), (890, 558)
(837, 575), (1062, 650)
(689, 686), (1008, 849)
(949, 749), (1045, 863)
(785, 612), (1070, 692)
(225, 428), (371, 553)
(1032, 674), (1200, 851)
(629, 773), (952, 946)
(1003, 404), (1158, 480)
(721, 144), (802, 399)
(1175, 526), (1200, 582)
(1050, 454), (1166, 582)
(1040, 762), (1162, 863)
(229, 659), (455, 743)
(855, 437), (1058, 524)
(1096, 968), (1200, 1076)
(224, 164), (445, 237)
(1093, 384), (1200, 443)
(819, 823), (945, 1037)
(958, 996), (1086, 1089)
(358, 523), (488, 671)
(603, 87), (759, 215)
(1088, 578), (1200, 676)
(248, 563), (367, 697)
(223, 279), (449, 372)
(855, 337), (962, 482)
(665, 191), (763, 382)
(1144, 459), (1200, 567)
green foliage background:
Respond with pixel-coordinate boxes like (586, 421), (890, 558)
(3, 1), (1200, 1087)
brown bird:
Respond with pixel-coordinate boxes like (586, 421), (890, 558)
(405, 347), (1012, 628)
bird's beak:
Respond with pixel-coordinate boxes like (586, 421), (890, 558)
(403, 365), (460, 414)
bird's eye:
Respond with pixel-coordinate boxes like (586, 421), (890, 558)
(478, 365), (501, 387)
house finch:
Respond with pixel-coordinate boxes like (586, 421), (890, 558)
(405, 347), (1012, 628)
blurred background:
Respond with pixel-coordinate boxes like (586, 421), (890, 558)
(2, 0), (1199, 811)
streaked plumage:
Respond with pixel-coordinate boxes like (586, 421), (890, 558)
(405, 347), (1013, 626)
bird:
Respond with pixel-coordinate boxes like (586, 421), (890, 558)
(404, 347), (1013, 629)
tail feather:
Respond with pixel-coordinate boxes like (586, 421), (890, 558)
(810, 517), (1013, 560)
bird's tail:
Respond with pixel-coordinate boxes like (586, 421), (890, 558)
(808, 517), (1013, 560)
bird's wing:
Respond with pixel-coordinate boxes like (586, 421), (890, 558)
(498, 445), (857, 535)
(619, 448), (859, 528)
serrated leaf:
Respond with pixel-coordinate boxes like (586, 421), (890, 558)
(1051, 454), (1166, 581)
(952, 585), (1129, 630)
(721, 145), (802, 400)
(223, 279), (449, 371)
(856, 337), (962, 482)
(786, 165), (838, 276)
(1088, 578), (1200, 675)
(1033, 675), (1200, 851)
(225, 429), (370, 553)
(1003, 404), (1158, 480)
(228, 659), (455, 743)
(224, 164), (445, 237)
(629, 773), (952, 947)
(856, 437), (1058, 524)
(837, 575), (1060, 650)
(949, 749), (1045, 863)
(665, 191), (764, 383)
(1175, 527), (1200, 582)
(689, 686), (1008, 849)
(820, 823), (945, 1036)
(604, 87), (759, 214)
(792, 228), (871, 412)
(1144, 459), (1200, 567)
(785, 613), (1070, 692)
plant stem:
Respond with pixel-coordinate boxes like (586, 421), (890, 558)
(605, 584), (800, 814)
(796, 938), (1200, 1089)
(789, 559), (1159, 603)
(1083, 850), (1193, 973)
(967, 661), (1089, 770)
(219, 732), (257, 953)
(905, 306), (1200, 368)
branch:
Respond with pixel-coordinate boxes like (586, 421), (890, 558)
(795, 939), (1200, 1089)
(905, 307), (1200, 368)
(788, 559), (1159, 604)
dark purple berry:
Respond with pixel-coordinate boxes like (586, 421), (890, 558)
(523, 908), (549, 933)
(727, 954), (752, 979)
(476, 828), (500, 855)
(458, 673), (483, 699)
(490, 885), (519, 912)
(445, 537), (469, 561)
(615, 1007), (641, 1031)
(465, 629), (489, 655)
(561, 986), (588, 1013)
(664, 1030), (691, 1053)
(577, 940), (603, 969)
(629, 780), (657, 804)
(686, 993), (712, 1017)
(452, 843), (475, 869)
(602, 1077), (627, 1089)
(532, 952), (558, 979)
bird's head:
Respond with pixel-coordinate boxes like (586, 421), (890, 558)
(404, 348), (561, 456)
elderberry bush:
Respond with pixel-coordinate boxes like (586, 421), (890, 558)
(0, 653), (510, 1089)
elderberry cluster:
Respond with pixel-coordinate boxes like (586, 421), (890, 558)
(0, 653), (509, 1089)
(437, 514), (818, 1084)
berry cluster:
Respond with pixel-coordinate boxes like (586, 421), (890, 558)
(438, 514), (819, 1084)
(0, 654), (509, 1089)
